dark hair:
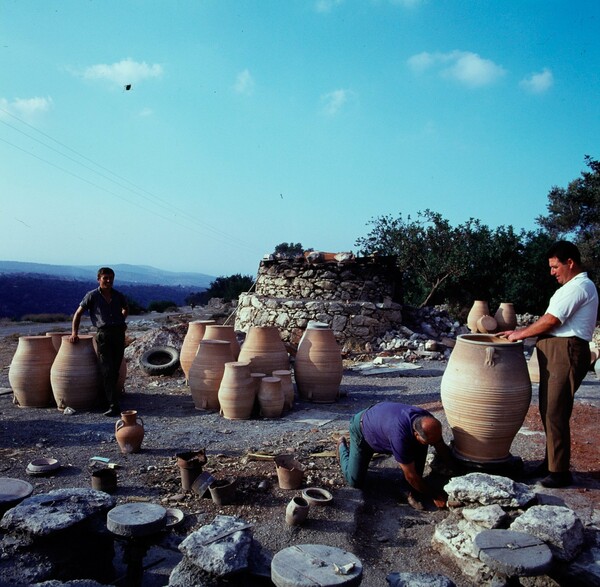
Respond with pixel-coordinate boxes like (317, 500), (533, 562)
(97, 267), (115, 279)
(547, 241), (581, 265)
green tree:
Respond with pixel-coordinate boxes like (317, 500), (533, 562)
(147, 300), (179, 312)
(537, 156), (600, 274)
(273, 242), (306, 257)
(204, 274), (255, 302)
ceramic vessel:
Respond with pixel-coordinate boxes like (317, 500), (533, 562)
(494, 302), (517, 331)
(50, 335), (101, 411)
(294, 327), (343, 403)
(285, 496), (309, 526)
(238, 326), (290, 374)
(218, 361), (255, 420)
(180, 320), (216, 381)
(476, 315), (497, 334)
(258, 376), (284, 418)
(176, 450), (207, 491)
(91, 468), (117, 493)
(467, 300), (490, 333)
(115, 410), (145, 454)
(46, 332), (71, 352)
(9, 336), (57, 408)
(528, 348), (540, 384)
(203, 325), (240, 360)
(209, 478), (237, 505)
(441, 334), (531, 463)
(188, 340), (233, 410)
(274, 454), (304, 489)
(272, 369), (294, 411)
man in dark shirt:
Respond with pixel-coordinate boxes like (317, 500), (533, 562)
(70, 267), (129, 416)
(337, 402), (451, 509)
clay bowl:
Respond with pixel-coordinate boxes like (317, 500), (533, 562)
(301, 487), (333, 506)
(26, 458), (61, 476)
(165, 507), (184, 528)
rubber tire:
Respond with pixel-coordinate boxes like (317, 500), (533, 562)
(139, 346), (180, 376)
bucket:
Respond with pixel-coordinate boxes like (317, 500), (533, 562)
(176, 449), (207, 491)
(209, 478), (237, 505)
(274, 454), (304, 489)
(91, 468), (117, 493)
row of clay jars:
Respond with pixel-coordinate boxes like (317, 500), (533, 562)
(467, 301), (517, 333)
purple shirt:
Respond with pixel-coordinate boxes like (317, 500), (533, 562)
(361, 402), (429, 464)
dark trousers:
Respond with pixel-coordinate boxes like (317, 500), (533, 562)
(536, 336), (590, 473)
(96, 326), (125, 409)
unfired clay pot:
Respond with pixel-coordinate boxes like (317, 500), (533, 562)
(467, 300), (490, 333)
(188, 340), (233, 410)
(272, 369), (294, 411)
(494, 302), (517, 331)
(274, 455), (304, 489)
(441, 334), (531, 463)
(218, 361), (255, 420)
(238, 326), (290, 375)
(180, 320), (215, 381)
(9, 335), (57, 408)
(258, 376), (284, 418)
(285, 496), (309, 526)
(203, 325), (240, 360)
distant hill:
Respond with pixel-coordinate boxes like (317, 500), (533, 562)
(0, 261), (217, 319)
(0, 261), (215, 287)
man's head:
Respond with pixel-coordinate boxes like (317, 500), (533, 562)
(413, 416), (443, 446)
(547, 241), (582, 285)
(97, 267), (115, 289)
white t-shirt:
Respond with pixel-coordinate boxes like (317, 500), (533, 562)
(546, 272), (598, 340)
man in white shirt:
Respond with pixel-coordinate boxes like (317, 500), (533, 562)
(502, 241), (598, 488)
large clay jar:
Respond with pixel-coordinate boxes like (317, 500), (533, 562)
(180, 320), (215, 381)
(528, 348), (540, 384)
(467, 300), (490, 333)
(203, 325), (240, 360)
(238, 326), (290, 375)
(494, 302), (517, 331)
(218, 361), (255, 420)
(258, 376), (284, 418)
(46, 332), (71, 352)
(115, 409), (145, 454)
(294, 327), (343, 403)
(272, 369), (294, 412)
(9, 336), (57, 408)
(440, 334), (532, 463)
(188, 340), (233, 410)
(50, 335), (101, 411)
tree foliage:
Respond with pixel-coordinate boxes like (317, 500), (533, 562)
(537, 156), (600, 275)
(203, 274), (255, 302)
(273, 242), (306, 257)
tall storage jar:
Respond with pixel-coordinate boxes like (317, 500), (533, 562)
(218, 361), (255, 420)
(203, 325), (240, 360)
(238, 326), (289, 374)
(180, 320), (215, 381)
(188, 340), (233, 410)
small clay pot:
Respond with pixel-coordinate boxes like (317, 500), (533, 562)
(209, 478), (237, 505)
(285, 496), (309, 526)
(91, 468), (117, 493)
(176, 449), (207, 491)
(274, 454), (304, 489)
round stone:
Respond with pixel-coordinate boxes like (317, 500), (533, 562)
(0, 477), (33, 511)
(107, 502), (167, 537)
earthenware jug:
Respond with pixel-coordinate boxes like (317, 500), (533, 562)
(441, 334), (531, 463)
(466, 300), (490, 333)
(9, 335), (57, 408)
(50, 335), (101, 411)
(180, 320), (216, 381)
(238, 326), (290, 374)
(218, 361), (255, 420)
(188, 339), (233, 410)
(294, 327), (343, 403)
(272, 369), (294, 411)
(115, 410), (145, 454)
(274, 454), (304, 489)
(203, 324), (240, 360)
(285, 496), (309, 526)
(494, 302), (517, 331)
(258, 376), (284, 418)
(476, 315), (497, 334)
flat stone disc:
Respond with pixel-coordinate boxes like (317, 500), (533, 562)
(271, 544), (363, 587)
(474, 529), (552, 577)
(0, 477), (34, 509)
(107, 503), (167, 537)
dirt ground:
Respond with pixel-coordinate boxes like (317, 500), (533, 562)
(1, 320), (600, 586)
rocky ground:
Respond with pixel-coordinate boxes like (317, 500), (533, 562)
(1, 312), (600, 586)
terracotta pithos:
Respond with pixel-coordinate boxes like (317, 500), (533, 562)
(115, 410), (145, 454)
(218, 361), (255, 420)
(467, 300), (490, 333)
(528, 348), (540, 384)
(46, 332), (71, 352)
(272, 369), (294, 411)
(9, 336), (57, 408)
(285, 496), (309, 526)
(50, 335), (101, 411)
(188, 340), (233, 410)
(274, 454), (304, 489)
(238, 326), (290, 375)
(203, 325), (240, 360)
(180, 320), (215, 381)
(294, 327), (343, 403)
(440, 334), (532, 463)
(258, 376), (284, 418)
(494, 302), (517, 331)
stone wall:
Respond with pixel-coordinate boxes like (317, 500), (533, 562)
(234, 256), (403, 349)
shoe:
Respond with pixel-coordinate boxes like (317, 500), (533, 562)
(336, 436), (348, 466)
(540, 471), (573, 488)
(407, 492), (425, 511)
(103, 406), (120, 417)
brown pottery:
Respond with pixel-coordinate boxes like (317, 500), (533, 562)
(203, 325), (240, 360)
(466, 300), (490, 333)
(188, 340), (233, 410)
(238, 326), (290, 374)
(494, 302), (517, 331)
(274, 455), (304, 489)
(115, 410), (145, 454)
(218, 361), (255, 420)
(272, 369), (294, 411)
(179, 320), (216, 381)
(258, 376), (284, 418)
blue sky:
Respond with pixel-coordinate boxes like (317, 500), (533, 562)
(1, 1), (598, 278)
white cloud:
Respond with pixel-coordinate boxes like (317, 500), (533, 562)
(82, 58), (163, 87)
(0, 96), (53, 121)
(315, 0), (344, 13)
(408, 50), (506, 88)
(320, 88), (354, 116)
(520, 68), (554, 94)
(234, 69), (255, 95)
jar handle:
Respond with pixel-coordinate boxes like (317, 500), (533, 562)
(136, 416), (145, 428)
(484, 347), (496, 367)
(115, 419), (124, 433)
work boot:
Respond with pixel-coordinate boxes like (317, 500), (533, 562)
(540, 471), (573, 488)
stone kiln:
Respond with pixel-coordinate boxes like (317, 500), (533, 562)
(234, 254), (403, 348)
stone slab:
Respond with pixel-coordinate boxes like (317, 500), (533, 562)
(271, 544), (363, 587)
(107, 502), (166, 537)
(474, 529), (553, 577)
